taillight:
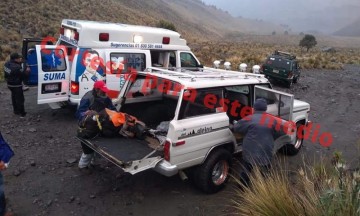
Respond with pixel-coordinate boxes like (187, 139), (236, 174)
(288, 72), (293, 78)
(71, 81), (79, 95)
(164, 139), (171, 161)
(162, 37), (170, 44)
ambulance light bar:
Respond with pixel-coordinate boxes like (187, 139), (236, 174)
(162, 37), (170, 44)
(99, 33), (109, 42)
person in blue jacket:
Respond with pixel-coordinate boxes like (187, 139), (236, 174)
(0, 131), (14, 216)
(75, 81), (116, 169)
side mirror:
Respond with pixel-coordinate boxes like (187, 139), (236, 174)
(197, 64), (204, 68)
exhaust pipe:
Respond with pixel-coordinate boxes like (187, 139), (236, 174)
(178, 170), (188, 181)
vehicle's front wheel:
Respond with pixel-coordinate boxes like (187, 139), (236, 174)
(194, 149), (232, 193)
(293, 75), (300, 83)
(280, 123), (304, 156)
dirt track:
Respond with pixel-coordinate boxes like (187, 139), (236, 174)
(0, 65), (359, 216)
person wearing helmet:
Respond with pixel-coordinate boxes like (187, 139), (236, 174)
(75, 81), (116, 169)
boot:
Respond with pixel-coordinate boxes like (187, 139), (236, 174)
(78, 153), (94, 169)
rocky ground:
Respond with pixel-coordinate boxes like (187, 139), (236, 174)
(0, 65), (359, 216)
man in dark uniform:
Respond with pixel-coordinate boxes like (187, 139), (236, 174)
(4, 53), (26, 117)
(75, 81), (116, 169)
(233, 98), (285, 187)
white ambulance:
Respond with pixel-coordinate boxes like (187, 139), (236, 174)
(24, 19), (202, 108)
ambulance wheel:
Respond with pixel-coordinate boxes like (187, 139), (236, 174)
(194, 149), (232, 194)
(280, 123), (304, 156)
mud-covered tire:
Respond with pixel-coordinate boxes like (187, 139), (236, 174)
(280, 123), (304, 156)
(194, 149), (232, 194)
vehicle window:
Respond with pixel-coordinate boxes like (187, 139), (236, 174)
(225, 85), (249, 94)
(150, 51), (162, 67)
(256, 83), (272, 89)
(110, 53), (146, 74)
(150, 51), (175, 68)
(179, 88), (223, 119)
(255, 86), (278, 105)
(180, 52), (198, 67)
(125, 75), (182, 99)
(169, 52), (176, 67)
(59, 41), (76, 57)
(40, 49), (67, 72)
(223, 85), (250, 122)
(266, 57), (291, 70)
(254, 86), (293, 120)
(293, 62), (297, 70)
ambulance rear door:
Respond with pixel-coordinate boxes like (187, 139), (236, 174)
(36, 45), (70, 104)
(105, 49), (151, 99)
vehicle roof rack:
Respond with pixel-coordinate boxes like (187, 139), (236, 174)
(146, 67), (265, 82)
(273, 50), (296, 60)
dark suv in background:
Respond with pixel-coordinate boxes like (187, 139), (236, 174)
(261, 51), (300, 88)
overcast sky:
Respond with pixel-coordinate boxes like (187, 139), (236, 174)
(202, 0), (360, 33)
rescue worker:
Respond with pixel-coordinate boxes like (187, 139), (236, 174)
(75, 81), (116, 169)
(4, 53), (26, 117)
(233, 98), (284, 187)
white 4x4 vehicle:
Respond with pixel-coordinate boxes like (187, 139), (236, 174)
(78, 67), (310, 193)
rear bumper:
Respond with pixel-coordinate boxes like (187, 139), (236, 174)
(264, 73), (293, 82)
(153, 160), (178, 177)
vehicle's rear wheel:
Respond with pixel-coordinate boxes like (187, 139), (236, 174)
(280, 123), (304, 156)
(194, 149), (232, 193)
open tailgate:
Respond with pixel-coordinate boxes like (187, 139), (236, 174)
(76, 136), (163, 175)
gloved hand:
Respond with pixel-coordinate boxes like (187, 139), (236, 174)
(229, 120), (238, 132)
(229, 124), (234, 132)
(0, 161), (6, 171)
(84, 110), (97, 116)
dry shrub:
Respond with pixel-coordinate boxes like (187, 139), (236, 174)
(232, 155), (360, 216)
(233, 165), (321, 216)
(0, 61), (4, 81)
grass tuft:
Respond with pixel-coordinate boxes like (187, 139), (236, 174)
(232, 155), (360, 216)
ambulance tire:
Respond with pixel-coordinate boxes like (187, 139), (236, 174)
(194, 149), (232, 194)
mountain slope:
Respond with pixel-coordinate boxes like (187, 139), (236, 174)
(0, 0), (284, 61)
(333, 18), (360, 37)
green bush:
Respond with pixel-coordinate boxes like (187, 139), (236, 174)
(156, 20), (177, 31)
